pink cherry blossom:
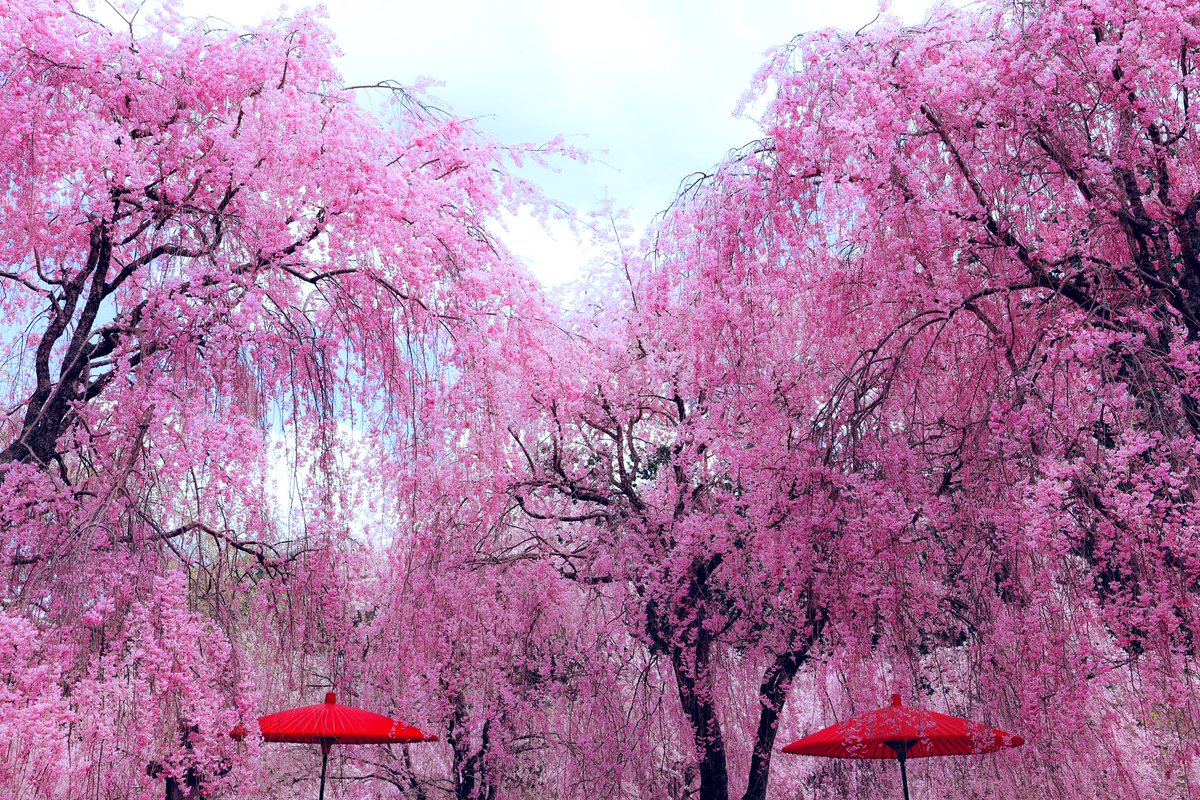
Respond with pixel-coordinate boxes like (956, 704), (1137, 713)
(3, 0), (1200, 799)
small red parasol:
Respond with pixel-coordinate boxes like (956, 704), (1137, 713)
(232, 692), (437, 800)
(781, 694), (1023, 800)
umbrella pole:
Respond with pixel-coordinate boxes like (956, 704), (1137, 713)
(318, 744), (330, 800)
(897, 752), (911, 800)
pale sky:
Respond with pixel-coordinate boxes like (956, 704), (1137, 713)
(166, 0), (942, 284)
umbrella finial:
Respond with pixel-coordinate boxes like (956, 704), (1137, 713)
(891, 693), (902, 706)
(325, 692), (337, 704)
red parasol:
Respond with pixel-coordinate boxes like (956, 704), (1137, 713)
(232, 692), (437, 800)
(781, 694), (1023, 800)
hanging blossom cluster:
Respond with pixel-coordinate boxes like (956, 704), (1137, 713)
(508, 0), (1200, 798)
(1, 1), (1199, 800)
(0, 0), (565, 796)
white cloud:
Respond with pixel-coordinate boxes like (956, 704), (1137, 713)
(167, 0), (941, 286)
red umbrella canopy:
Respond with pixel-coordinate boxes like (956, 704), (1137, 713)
(232, 692), (437, 749)
(782, 694), (1024, 760)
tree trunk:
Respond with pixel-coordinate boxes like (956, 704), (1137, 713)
(671, 630), (729, 800)
(741, 650), (804, 800)
(743, 604), (825, 800)
(447, 694), (493, 800)
(165, 767), (202, 800)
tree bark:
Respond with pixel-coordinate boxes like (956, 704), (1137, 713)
(671, 630), (729, 800)
(447, 694), (494, 800)
(741, 650), (803, 800)
(743, 603), (825, 800)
